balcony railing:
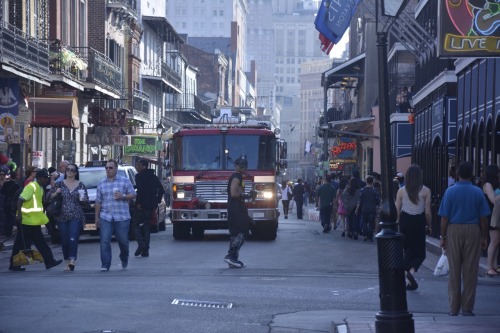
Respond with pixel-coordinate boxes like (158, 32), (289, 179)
(321, 102), (358, 124)
(162, 61), (182, 90)
(49, 40), (87, 82)
(73, 47), (123, 97)
(107, 0), (138, 19)
(130, 89), (150, 122)
(142, 60), (182, 91)
(0, 21), (50, 78)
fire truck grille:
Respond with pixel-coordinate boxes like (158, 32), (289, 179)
(195, 180), (254, 201)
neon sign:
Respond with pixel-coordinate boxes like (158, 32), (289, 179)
(439, 0), (500, 57)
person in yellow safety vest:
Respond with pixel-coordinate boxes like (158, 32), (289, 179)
(8, 169), (62, 271)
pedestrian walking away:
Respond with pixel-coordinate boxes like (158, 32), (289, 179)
(336, 177), (348, 236)
(342, 177), (361, 239)
(47, 163), (88, 271)
(280, 180), (293, 219)
(224, 156), (256, 268)
(132, 159), (165, 258)
(438, 161), (489, 316)
(8, 169), (62, 271)
(395, 165), (431, 290)
(316, 176), (336, 233)
(95, 159), (136, 271)
(357, 176), (380, 242)
(481, 164), (500, 276)
(293, 179), (305, 219)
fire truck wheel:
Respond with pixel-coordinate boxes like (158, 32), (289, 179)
(173, 223), (190, 240)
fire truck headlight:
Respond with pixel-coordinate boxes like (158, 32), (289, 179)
(261, 191), (273, 199)
(177, 192), (185, 199)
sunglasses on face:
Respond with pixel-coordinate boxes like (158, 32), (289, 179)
(105, 166), (114, 170)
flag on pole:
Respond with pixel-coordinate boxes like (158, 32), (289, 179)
(314, 0), (362, 55)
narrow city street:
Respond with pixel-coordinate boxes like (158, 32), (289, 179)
(1, 213), (500, 333)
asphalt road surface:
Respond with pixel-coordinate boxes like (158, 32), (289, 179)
(1, 215), (499, 333)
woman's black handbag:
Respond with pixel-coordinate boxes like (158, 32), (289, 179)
(46, 192), (62, 217)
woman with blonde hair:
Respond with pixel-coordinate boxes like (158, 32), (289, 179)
(395, 164), (432, 290)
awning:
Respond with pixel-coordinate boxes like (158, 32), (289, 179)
(142, 16), (184, 44)
(323, 53), (365, 87)
(29, 97), (80, 129)
(329, 116), (376, 137)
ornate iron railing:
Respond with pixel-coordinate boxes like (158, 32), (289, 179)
(0, 21), (50, 78)
(131, 89), (150, 122)
(73, 47), (123, 97)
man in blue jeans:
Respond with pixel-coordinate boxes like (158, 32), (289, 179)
(95, 159), (136, 271)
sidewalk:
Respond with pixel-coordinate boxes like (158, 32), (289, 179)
(271, 309), (500, 333)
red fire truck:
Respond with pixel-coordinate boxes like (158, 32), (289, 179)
(166, 119), (287, 240)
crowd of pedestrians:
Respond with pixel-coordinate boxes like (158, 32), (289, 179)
(277, 160), (497, 316)
(1, 157), (170, 273)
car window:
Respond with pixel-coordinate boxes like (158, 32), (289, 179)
(79, 168), (131, 189)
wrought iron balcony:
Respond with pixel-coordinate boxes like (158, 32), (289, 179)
(130, 89), (150, 123)
(49, 40), (87, 82)
(0, 21), (50, 78)
(107, 0), (138, 19)
(73, 47), (123, 97)
(142, 60), (182, 91)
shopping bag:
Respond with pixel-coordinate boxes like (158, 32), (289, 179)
(433, 250), (449, 277)
(12, 249), (44, 267)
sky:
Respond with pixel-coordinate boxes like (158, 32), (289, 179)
(330, 28), (349, 59)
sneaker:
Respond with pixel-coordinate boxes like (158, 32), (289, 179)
(46, 259), (63, 270)
(224, 256), (244, 268)
(121, 261), (128, 269)
(141, 250), (149, 257)
(100, 267), (109, 272)
(134, 247), (143, 257)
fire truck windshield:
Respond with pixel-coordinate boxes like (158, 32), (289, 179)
(173, 134), (276, 171)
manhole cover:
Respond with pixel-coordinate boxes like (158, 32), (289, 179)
(171, 299), (233, 308)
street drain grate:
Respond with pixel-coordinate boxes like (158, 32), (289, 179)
(171, 299), (233, 309)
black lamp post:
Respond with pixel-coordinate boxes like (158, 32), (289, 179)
(156, 122), (165, 178)
(375, 1), (414, 332)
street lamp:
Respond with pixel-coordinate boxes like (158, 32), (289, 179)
(375, 1), (414, 333)
(156, 122), (165, 179)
